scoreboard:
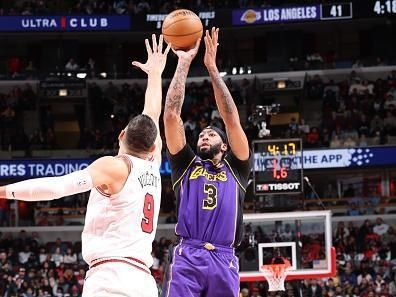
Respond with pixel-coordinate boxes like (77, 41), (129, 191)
(232, 1), (396, 26)
(0, 2), (394, 32)
(321, 3), (353, 20)
(253, 139), (303, 195)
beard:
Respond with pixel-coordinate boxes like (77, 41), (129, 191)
(197, 142), (222, 160)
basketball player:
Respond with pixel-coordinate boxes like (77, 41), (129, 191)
(0, 34), (170, 297)
(162, 27), (252, 297)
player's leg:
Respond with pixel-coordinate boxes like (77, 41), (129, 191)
(83, 262), (157, 297)
(204, 252), (240, 297)
(161, 244), (207, 297)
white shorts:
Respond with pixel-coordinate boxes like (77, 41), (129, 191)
(82, 261), (158, 297)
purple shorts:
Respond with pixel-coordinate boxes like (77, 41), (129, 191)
(161, 238), (240, 297)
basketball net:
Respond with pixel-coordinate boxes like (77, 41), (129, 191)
(260, 258), (292, 292)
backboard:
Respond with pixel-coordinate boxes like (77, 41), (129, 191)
(239, 210), (336, 282)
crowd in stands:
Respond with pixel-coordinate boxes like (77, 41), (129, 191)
(238, 218), (396, 297)
(283, 70), (396, 148)
(83, 78), (248, 151)
(0, 181), (177, 227)
(0, 233), (87, 297)
(2, 69), (396, 152)
(0, 85), (37, 151)
(289, 54), (395, 72)
(0, 217), (394, 296)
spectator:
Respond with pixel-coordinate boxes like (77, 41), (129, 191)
(63, 248), (77, 265)
(240, 288), (249, 297)
(7, 57), (22, 78)
(389, 271), (396, 296)
(251, 287), (262, 297)
(86, 58), (97, 78)
(306, 127), (320, 147)
(369, 190), (381, 207)
(347, 203), (361, 216)
(335, 222), (349, 245)
(18, 245), (31, 264)
(373, 218), (390, 236)
(25, 61), (37, 79)
(352, 59), (363, 68)
(65, 59), (79, 71)
(341, 264), (358, 286)
(359, 135), (368, 147)
(298, 118), (310, 135)
(51, 238), (67, 255)
(384, 93), (396, 110)
(0, 200), (9, 226)
(280, 223), (294, 241)
(349, 70), (361, 84)
(288, 117), (298, 137)
(344, 137), (356, 148)
(38, 247), (48, 264)
(384, 111), (396, 135)
(51, 247), (64, 267)
(306, 278), (323, 296)
(330, 134), (342, 148)
(37, 213), (51, 226)
(388, 69), (396, 79)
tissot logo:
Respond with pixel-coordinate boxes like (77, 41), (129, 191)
(257, 182), (300, 191)
(21, 17), (108, 29)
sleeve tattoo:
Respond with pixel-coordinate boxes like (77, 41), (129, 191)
(209, 70), (236, 114)
(165, 61), (190, 116)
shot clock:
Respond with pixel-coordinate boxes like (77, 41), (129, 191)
(253, 139), (303, 195)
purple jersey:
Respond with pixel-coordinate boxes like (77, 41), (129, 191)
(167, 145), (252, 247)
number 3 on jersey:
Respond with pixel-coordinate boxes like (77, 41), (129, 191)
(202, 184), (218, 210)
(141, 193), (154, 233)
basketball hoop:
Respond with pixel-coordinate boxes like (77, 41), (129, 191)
(260, 258), (292, 291)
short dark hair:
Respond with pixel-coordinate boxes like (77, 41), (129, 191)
(124, 114), (157, 153)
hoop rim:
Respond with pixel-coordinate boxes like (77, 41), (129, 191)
(259, 262), (291, 292)
(260, 263), (292, 271)
(260, 257), (292, 273)
(240, 247), (337, 282)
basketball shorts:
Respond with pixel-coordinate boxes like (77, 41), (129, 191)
(83, 260), (158, 297)
(161, 238), (239, 297)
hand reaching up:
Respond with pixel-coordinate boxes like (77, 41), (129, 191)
(132, 34), (171, 75)
(203, 27), (219, 71)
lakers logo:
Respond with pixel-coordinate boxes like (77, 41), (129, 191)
(241, 10), (261, 24)
(190, 166), (227, 182)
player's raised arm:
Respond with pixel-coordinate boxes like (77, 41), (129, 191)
(203, 27), (249, 161)
(163, 39), (200, 154)
(132, 34), (171, 164)
(0, 156), (126, 201)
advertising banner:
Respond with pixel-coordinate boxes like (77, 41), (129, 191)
(232, 5), (320, 25)
(0, 159), (172, 179)
(254, 146), (396, 170)
(0, 15), (130, 32)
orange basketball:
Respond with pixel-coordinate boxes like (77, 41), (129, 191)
(162, 9), (203, 50)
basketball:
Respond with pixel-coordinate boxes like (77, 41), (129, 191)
(162, 9), (203, 50)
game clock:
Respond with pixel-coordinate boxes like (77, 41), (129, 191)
(373, 1), (396, 14)
(253, 139), (303, 195)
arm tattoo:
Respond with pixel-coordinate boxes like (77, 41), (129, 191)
(165, 61), (190, 116)
(208, 69), (236, 114)
(177, 118), (186, 143)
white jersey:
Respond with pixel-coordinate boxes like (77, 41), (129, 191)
(82, 154), (161, 268)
